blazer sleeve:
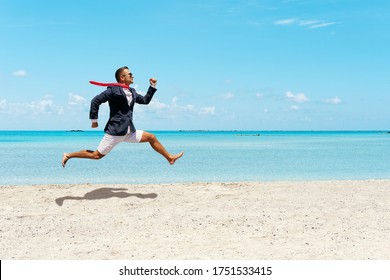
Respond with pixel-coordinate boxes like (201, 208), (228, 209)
(134, 86), (157, 105)
(89, 88), (111, 119)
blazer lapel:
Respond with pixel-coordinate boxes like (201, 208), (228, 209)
(119, 88), (127, 100)
(119, 87), (132, 108)
(129, 88), (136, 107)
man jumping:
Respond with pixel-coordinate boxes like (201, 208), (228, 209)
(62, 66), (183, 167)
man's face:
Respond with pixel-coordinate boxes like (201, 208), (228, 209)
(121, 69), (134, 85)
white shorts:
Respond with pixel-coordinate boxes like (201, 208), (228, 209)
(97, 130), (144, 155)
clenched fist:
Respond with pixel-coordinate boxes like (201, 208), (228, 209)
(149, 78), (157, 87)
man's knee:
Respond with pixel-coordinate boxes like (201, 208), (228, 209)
(148, 133), (157, 142)
(141, 132), (157, 143)
(90, 150), (105, 160)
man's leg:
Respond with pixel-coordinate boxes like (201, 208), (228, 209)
(62, 150), (105, 167)
(140, 131), (184, 165)
(62, 133), (119, 167)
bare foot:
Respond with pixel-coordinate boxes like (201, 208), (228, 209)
(169, 151), (184, 165)
(62, 153), (70, 168)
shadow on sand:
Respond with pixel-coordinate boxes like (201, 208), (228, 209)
(55, 187), (157, 206)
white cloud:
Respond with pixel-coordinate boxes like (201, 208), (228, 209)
(0, 99), (6, 109)
(298, 20), (322, 26)
(0, 96), (64, 116)
(68, 93), (87, 106)
(220, 92), (235, 99)
(67, 93), (88, 114)
(290, 105), (300, 111)
(323, 96), (342, 104)
(199, 106), (216, 115)
(1, 93), (216, 127)
(35, 98), (54, 113)
(274, 18), (297, 25)
(309, 22), (337, 29)
(256, 93), (263, 99)
(12, 70), (27, 77)
(32, 96), (64, 115)
(286, 91), (309, 103)
(275, 18), (337, 29)
(138, 97), (216, 117)
(150, 99), (169, 110)
(183, 104), (196, 112)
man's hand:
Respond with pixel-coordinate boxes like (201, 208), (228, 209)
(149, 78), (157, 87)
(91, 122), (98, 128)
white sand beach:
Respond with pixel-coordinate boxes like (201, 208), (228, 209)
(1, 180), (390, 260)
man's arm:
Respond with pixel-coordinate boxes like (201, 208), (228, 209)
(89, 88), (111, 128)
(134, 78), (158, 105)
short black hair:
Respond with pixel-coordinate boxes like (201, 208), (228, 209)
(115, 66), (129, 82)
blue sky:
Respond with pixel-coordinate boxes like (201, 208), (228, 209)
(1, 0), (389, 130)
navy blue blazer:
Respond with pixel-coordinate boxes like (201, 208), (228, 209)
(89, 85), (157, 136)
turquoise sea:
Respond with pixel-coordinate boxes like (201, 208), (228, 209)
(1, 130), (390, 185)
